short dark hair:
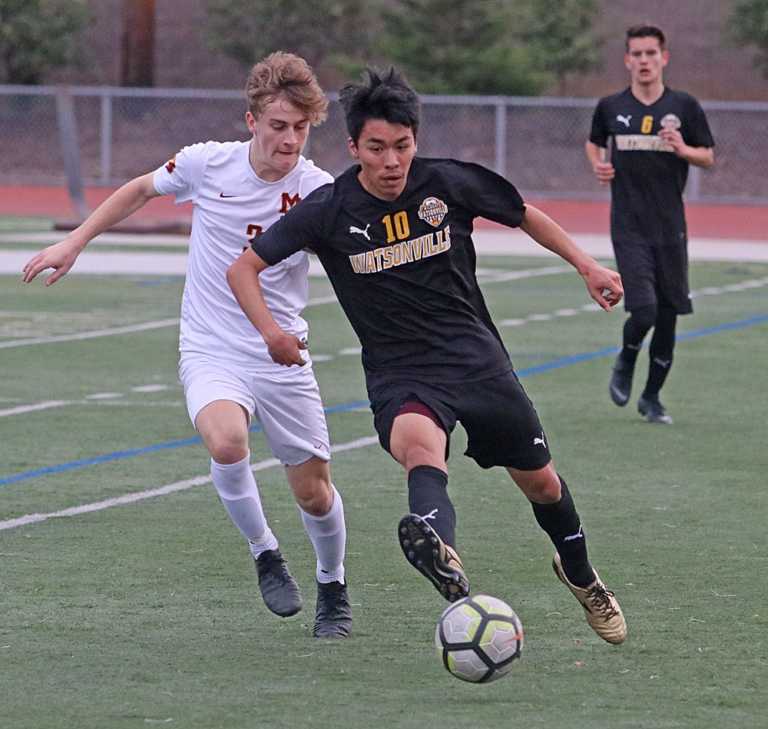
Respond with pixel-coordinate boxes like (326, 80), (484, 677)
(626, 24), (666, 51)
(339, 67), (420, 143)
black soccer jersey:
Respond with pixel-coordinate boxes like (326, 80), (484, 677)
(589, 87), (714, 243)
(252, 157), (526, 384)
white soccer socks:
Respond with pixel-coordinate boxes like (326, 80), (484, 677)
(210, 454), (278, 557)
(299, 484), (347, 585)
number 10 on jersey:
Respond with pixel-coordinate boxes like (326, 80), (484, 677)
(382, 211), (410, 243)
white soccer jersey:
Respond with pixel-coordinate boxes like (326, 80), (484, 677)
(153, 141), (333, 366)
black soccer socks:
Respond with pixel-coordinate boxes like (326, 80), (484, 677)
(407, 465), (457, 548)
(530, 476), (594, 588)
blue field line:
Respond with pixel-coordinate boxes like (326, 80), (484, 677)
(515, 345), (619, 378)
(675, 313), (768, 342)
(0, 399), (369, 487)
(2, 313), (766, 488)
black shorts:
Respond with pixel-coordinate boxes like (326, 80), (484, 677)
(612, 235), (693, 315)
(368, 369), (552, 470)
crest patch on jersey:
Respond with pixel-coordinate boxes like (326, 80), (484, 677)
(660, 114), (681, 131)
(418, 196), (448, 228)
(165, 156), (176, 174)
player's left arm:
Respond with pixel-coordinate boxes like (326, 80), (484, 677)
(519, 204), (623, 311)
(658, 128), (714, 168)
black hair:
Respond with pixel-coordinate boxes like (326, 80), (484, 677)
(626, 24), (666, 51)
(339, 67), (420, 143)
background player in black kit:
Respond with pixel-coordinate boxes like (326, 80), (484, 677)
(229, 68), (627, 644)
(586, 25), (715, 424)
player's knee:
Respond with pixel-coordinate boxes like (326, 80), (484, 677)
(206, 437), (248, 465)
(530, 479), (561, 503)
(401, 444), (445, 471)
(512, 466), (561, 502)
(288, 458), (333, 515)
(630, 303), (657, 332)
(293, 479), (333, 516)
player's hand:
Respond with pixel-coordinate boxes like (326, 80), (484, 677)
(265, 331), (307, 366)
(659, 128), (687, 157)
(582, 263), (623, 311)
(22, 238), (82, 285)
(592, 161), (615, 184)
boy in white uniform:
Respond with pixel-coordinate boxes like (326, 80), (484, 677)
(22, 52), (352, 639)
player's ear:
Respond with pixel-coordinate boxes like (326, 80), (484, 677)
(661, 49), (670, 67)
(246, 111), (257, 135)
(347, 137), (359, 159)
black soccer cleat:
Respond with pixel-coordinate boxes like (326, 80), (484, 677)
(397, 513), (470, 602)
(637, 394), (673, 424)
(313, 580), (352, 638)
(609, 355), (634, 407)
(254, 549), (303, 617)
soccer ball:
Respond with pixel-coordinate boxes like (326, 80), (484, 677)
(435, 594), (523, 683)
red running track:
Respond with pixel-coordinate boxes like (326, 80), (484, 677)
(1, 185), (766, 240)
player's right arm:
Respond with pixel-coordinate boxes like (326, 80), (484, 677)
(229, 182), (331, 365)
(227, 247), (306, 366)
(228, 184), (330, 366)
(586, 98), (614, 184)
(22, 173), (160, 285)
(585, 141), (614, 184)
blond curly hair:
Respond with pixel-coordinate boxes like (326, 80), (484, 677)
(245, 52), (328, 125)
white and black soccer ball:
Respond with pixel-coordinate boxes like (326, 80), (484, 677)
(435, 594), (523, 683)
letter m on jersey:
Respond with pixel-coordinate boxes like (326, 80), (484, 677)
(280, 192), (301, 213)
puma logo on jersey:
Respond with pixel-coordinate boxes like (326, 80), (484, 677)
(533, 433), (547, 448)
(617, 114), (632, 127)
(349, 224), (371, 241)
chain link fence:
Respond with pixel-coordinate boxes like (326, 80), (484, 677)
(1, 84), (766, 204)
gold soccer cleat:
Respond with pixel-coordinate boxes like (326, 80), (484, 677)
(553, 552), (627, 644)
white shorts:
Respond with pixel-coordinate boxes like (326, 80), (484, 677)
(178, 354), (331, 466)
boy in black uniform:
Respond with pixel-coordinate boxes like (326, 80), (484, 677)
(229, 68), (627, 644)
(586, 25), (715, 424)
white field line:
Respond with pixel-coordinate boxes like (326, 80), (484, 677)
(0, 400), (70, 417)
(0, 317), (180, 350)
(0, 267), (567, 351)
(0, 294), (340, 351)
(1, 398), (186, 418)
(0, 435), (379, 532)
(498, 276), (768, 329)
(477, 265), (570, 282)
(5, 274), (767, 418)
